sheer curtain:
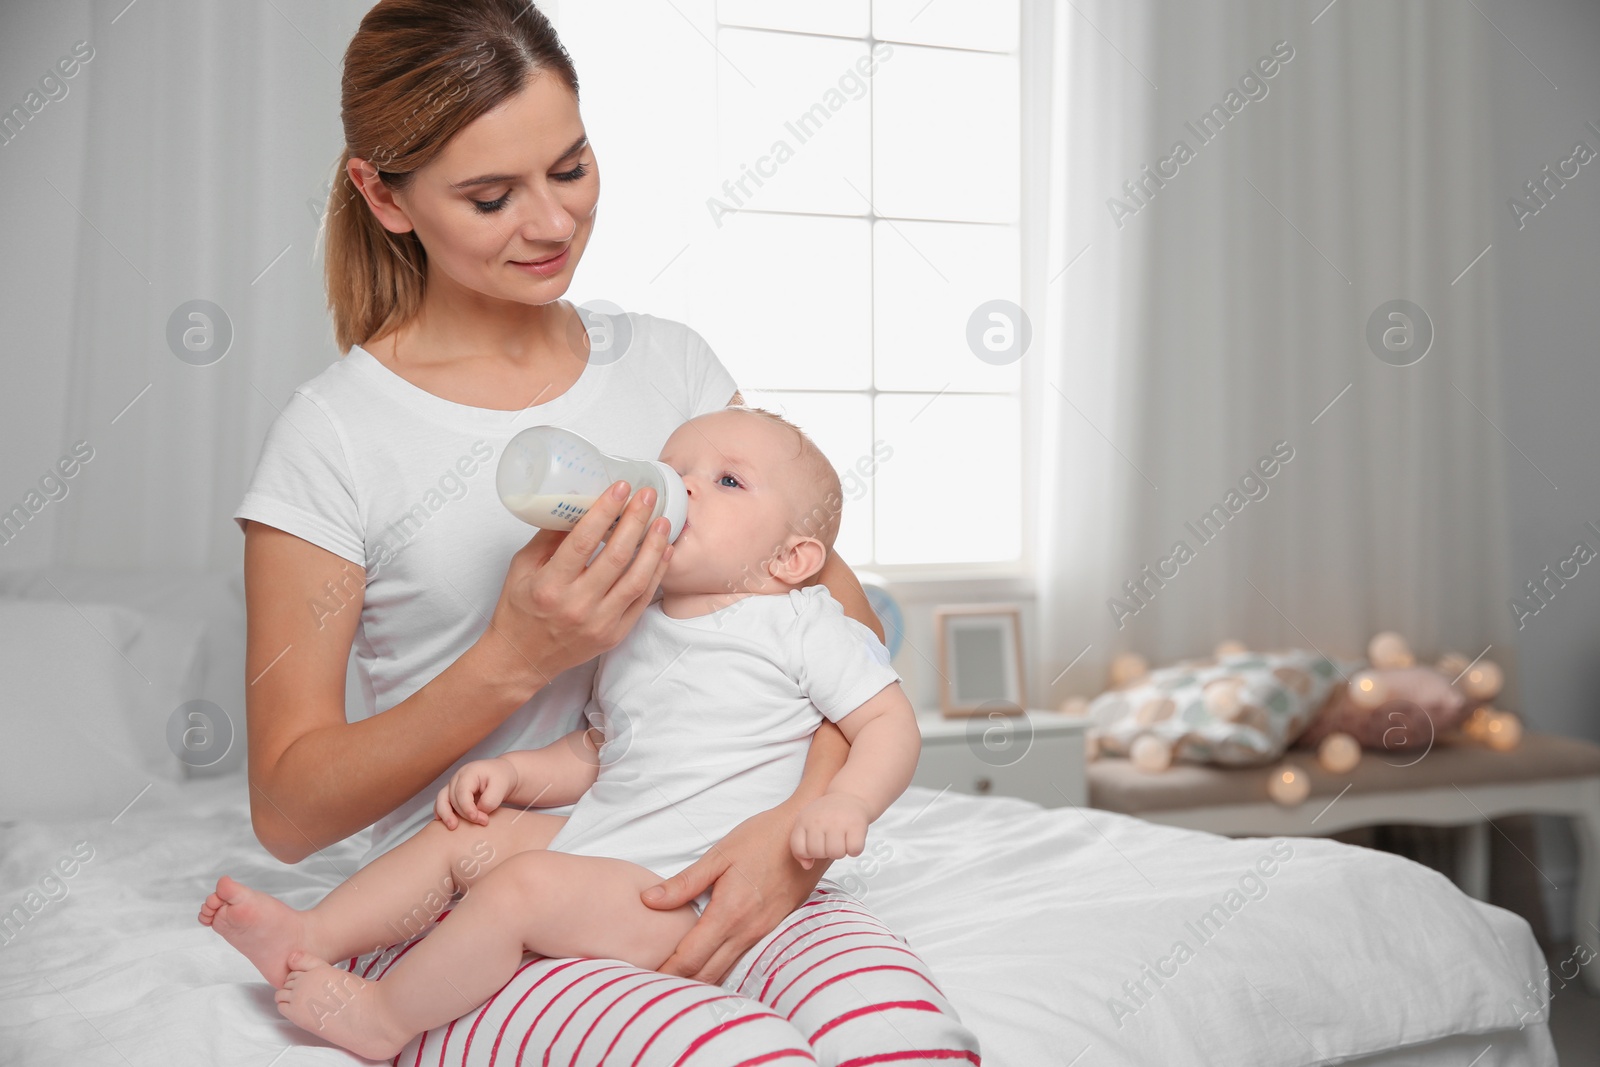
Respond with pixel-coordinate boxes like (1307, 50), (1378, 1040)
(1024, 0), (1514, 704)
(48, 0), (352, 571)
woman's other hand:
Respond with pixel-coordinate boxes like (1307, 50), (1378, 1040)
(640, 801), (826, 984)
(481, 480), (674, 693)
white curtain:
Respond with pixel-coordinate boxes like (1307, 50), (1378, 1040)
(1025, 0), (1514, 703)
(47, 0), (350, 572)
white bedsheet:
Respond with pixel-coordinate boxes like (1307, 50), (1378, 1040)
(0, 776), (1555, 1066)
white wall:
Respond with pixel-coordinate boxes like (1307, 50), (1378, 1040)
(1482, 0), (1600, 938)
(1489, 0), (1600, 745)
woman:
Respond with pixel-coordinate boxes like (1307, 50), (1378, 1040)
(233, 0), (980, 1062)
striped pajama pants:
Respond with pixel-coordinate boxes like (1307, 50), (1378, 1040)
(337, 886), (981, 1066)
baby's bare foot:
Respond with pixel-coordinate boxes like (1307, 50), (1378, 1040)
(276, 951), (410, 1061)
(198, 875), (308, 988)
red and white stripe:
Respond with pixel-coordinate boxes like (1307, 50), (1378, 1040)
(338, 889), (980, 1066)
(726, 889), (980, 1067)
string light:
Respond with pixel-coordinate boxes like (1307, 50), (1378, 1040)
(1267, 763), (1311, 806)
(1109, 652), (1150, 688)
(1348, 671), (1388, 710)
(1461, 661), (1504, 702)
(1463, 706), (1522, 751)
(1317, 732), (1362, 774)
(1367, 631), (1415, 670)
(1485, 712), (1522, 752)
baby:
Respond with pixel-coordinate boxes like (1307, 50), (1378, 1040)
(199, 406), (921, 1060)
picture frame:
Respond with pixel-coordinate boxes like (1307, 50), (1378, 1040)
(933, 603), (1026, 718)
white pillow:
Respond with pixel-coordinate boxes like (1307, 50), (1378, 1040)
(0, 600), (205, 820)
(0, 569), (243, 718)
(0, 568), (370, 777)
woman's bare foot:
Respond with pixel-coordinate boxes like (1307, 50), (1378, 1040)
(198, 875), (310, 988)
(276, 951), (411, 1061)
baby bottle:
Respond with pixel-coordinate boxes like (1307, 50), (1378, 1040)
(496, 426), (687, 542)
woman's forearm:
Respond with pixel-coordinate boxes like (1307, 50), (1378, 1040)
(813, 551), (885, 644)
(253, 636), (546, 861)
(785, 719), (851, 809)
(783, 555), (883, 810)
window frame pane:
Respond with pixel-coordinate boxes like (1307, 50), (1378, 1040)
(710, 2), (1027, 577)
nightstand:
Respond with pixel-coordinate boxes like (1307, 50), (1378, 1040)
(912, 708), (1090, 808)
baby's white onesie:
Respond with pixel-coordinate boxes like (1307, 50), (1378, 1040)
(545, 584), (900, 913)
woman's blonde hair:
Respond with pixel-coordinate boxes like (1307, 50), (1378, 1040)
(324, 0), (579, 353)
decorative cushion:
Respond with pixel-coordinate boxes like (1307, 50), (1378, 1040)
(1299, 665), (1470, 751)
(1089, 649), (1345, 767)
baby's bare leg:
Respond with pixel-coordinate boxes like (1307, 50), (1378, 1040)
(274, 851), (699, 1060)
(305, 808), (568, 963)
(201, 806), (563, 987)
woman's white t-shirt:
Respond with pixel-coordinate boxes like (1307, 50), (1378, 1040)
(233, 312), (737, 866)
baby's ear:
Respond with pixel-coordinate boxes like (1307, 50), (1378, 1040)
(770, 535), (827, 585)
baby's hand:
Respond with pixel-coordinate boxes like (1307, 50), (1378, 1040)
(434, 758), (518, 829)
(789, 794), (872, 870)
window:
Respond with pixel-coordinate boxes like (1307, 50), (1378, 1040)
(697, 1), (1024, 574)
(561, 0), (1024, 578)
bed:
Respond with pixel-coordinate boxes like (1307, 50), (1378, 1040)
(0, 573), (1560, 1065)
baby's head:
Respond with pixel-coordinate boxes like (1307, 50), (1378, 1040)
(658, 407), (841, 597)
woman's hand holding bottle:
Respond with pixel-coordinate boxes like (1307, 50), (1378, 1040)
(479, 480), (673, 693)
